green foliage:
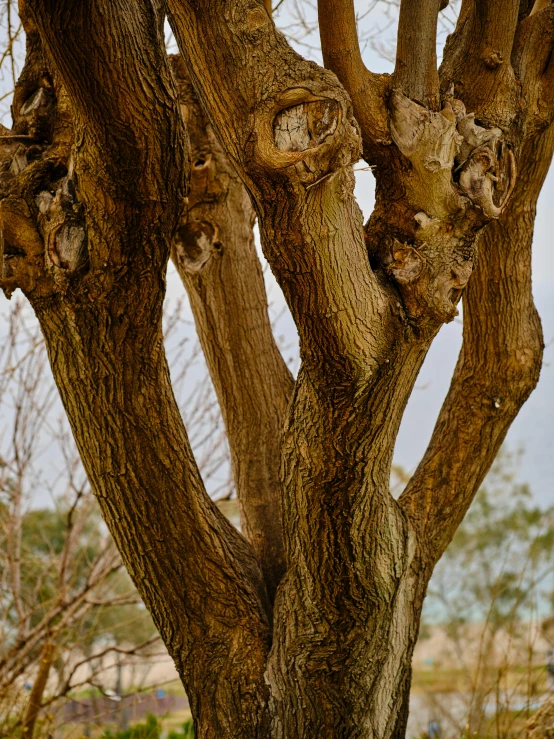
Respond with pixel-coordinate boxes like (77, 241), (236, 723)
(100, 714), (195, 738)
(168, 718), (195, 738)
(101, 713), (161, 738)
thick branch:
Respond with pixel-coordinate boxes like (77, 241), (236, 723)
(399, 123), (554, 566)
(440, 0), (521, 127)
(317, 0), (390, 156)
(513, 5), (554, 135)
(25, 0), (187, 255)
(395, 0), (442, 109)
(166, 0), (388, 388)
(169, 56), (292, 602)
(13, 5), (273, 735)
(475, 0), (521, 60)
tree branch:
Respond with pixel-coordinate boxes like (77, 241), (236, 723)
(513, 5), (554, 135)
(317, 0), (390, 157)
(24, 0), (186, 211)
(399, 122), (554, 566)
(167, 0), (390, 383)
(169, 56), (292, 602)
(11, 4), (273, 734)
(22, 640), (56, 739)
(474, 0), (521, 61)
(395, 0), (442, 108)
(440, 0), (521, 127)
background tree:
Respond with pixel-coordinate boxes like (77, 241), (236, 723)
(416, 449), (554, 737)
(0, 302), (161, 739)
(0, 0), (552, 738)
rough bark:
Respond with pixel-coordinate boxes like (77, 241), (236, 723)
(395, 0), (442, 109)
(169, 56), (293, 603)
(0, 0), (552, 737)
(317, 0), (390, 159)
(1, 4), (271, 737)
(400, 123), (553, 566)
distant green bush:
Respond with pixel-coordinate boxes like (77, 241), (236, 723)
(168, 718), (195, 738)
(101, 713), (195, 738)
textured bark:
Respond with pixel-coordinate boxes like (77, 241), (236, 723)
(395, 0), (442, 108)
(400, 123), (553, 566)
(2, 4), (271, 737)
(0, 0), (552, 737)
(317, 0), (390, 159)
(169, 56), (292, 602)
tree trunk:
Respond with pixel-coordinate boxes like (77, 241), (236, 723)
(169, 56), (293, 602)
(527, 693), (554, 739)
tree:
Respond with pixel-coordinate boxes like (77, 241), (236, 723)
(0, 0), (552, 736)
(417, 449), (554, 737)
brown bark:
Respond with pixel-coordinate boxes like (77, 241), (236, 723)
(395, 0), (442, 109)
(169, 56), (292, 602)
(0, 0), (552, 737)
(3, 3), (271, 737)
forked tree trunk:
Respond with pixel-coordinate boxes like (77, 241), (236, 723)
(0, 0), (552, 737)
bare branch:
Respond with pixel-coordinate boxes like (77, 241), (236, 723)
(317, 0), (390, 155)
(395, 0), (442, 108)
(21, 641), (56, 739)
(169, 56), (292, 601)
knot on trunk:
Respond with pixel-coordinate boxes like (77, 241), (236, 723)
(37, 166), (88, 273)
(253, 85), (361, 186)
(273, 99), (339, 153)
(367, 91), (518, 325)
(390, 90), (516, 221)
(173, 217), (221, 274)
(385, 233), (473, 323)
